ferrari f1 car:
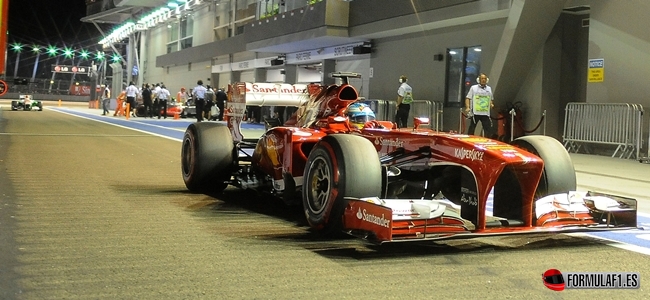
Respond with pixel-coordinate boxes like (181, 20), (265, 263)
(134, 102), (184, 118)
(181, 73), (637, 244)
(11, 95), (43, 111)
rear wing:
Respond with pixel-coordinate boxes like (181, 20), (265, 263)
(225, 82), (310, 142)
(238, 82), (309, 107)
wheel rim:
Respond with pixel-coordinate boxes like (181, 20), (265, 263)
(307, 156), (332, 215)
(181, 136), (194, 177)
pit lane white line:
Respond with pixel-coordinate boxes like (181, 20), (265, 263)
(50, 108), (184, 142)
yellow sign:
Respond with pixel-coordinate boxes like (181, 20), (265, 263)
(588, 68), (604, 82)
(588, 58), (604, 83)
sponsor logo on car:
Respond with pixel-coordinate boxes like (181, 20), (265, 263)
(454, 148), (484, 161)
(356, 208), (390, 228)
(374, 137), (404, 148)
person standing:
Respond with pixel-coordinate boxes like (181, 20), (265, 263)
(215, 87), (227, 121)
(113, 91), (126, 117)
(125, 81), (139, 117)
(193, 80), (207, 122)
(395, 75), (413, 128)
(101, 85), (111, 116)
(204, 85), (215, 120)
(176, 87), (188, 105)
(141, 84), (153, 118)
(157, 84), (171, 119)
(152, 83), (161, 116)
(465, 73), (495, 136)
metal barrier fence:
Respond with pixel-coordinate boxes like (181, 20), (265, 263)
(563, 102), (644, 159)
(363, 99), (444, 131)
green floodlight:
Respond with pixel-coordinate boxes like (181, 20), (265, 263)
(96, 51), (105, 60)
(11, 43), (22, 52)
(47, 46), (57, 56)
(112, 54), (120, 62)
(32, 45), (40, 53)
(63, 47), (74, 58)
(80, 50), (89, 59)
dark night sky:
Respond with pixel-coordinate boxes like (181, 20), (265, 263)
(6, 0), (107, 78)
(8, 0), (98, 47)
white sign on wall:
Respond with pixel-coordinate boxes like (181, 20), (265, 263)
(285, 42), (367, 64)
(212, 58), (277, 73)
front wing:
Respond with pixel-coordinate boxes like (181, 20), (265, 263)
(341, 192), (638, 244)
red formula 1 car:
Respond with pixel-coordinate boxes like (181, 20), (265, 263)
(134, 102), (184, 118)
(181, 73), (637, 244)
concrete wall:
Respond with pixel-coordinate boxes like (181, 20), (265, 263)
(369, 19), (506, 131)
(587, 0), (650, 142)
(142, 25), (168, 85)
(192, 5), (214, 46)
(513, 12), (589, 139)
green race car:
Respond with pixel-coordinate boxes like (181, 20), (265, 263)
(11, 95), (43, 111)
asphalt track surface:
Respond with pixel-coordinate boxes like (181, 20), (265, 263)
(1, 103), (649, 299)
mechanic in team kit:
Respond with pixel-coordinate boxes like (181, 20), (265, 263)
(141, 84), (154, 118)
(215, 87), (227, 121)
(204, 85), (215, 120)
(395, 75), (413, 128)
(193, 80), (207, 122)
(157, 84), (171, 119)
(152, 83), (161, 113)
(465, 73), (495, 136)
(125, 82), (139, 117)
(113, 91), (127, 117)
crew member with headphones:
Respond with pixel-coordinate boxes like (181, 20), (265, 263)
(396, 75), (414, 128)
(465, 73), (495, 136)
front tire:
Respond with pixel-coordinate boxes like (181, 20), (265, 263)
(512, 135), (576, 198)
(181, 123), (234, 193)
(302, 134), (382, 234)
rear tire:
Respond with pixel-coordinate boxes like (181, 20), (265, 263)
(11, 101), (17, 111)
(302, 134), (382, 234)
(181, 123), (234, 193)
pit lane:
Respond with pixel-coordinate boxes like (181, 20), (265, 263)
(0, 104), (648, 299)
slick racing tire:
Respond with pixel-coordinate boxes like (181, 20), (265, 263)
(181, 122), (234, 193)
(302, 134), (382, 235)
(512, 135), (576, 198)
(11, 101), (17, 111)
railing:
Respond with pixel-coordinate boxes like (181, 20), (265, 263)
(363, 99), (444, 131)
(639, 121), (650, 164)
(563, 103), (644, 160)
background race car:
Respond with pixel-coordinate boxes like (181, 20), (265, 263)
(11, 95), (43, 111)
(134, 102), (183, 118)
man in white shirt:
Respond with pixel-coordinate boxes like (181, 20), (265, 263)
(395, 75), (413, 128)
(465, 73), (495, 136)
(125, 81), (139, 117)
(157, 84), (171, 119)
(193, 80), (207, 122)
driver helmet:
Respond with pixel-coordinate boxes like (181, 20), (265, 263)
(346, 102), (376, 129)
